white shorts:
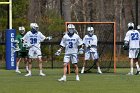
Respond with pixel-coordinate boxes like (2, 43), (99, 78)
(129, 48), (139, 58)
(85, 50), (99, 60)
(63, 54), (78, 64)
(28, 47), (42, 58)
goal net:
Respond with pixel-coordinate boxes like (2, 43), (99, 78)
(65, 22), (116, 73)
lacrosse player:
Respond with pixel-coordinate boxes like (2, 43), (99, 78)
(134, 25), (140, 75)
(56, 24), (83, 81)
(124, 22), (140, 75)
(22, 23), (51, 76)
(80, 27), (102, 74)
(15, 26), (29, 73)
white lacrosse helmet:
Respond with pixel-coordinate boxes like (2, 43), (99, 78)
(19, 26), (25, 34)
(137, 25), (140, 30)
(128, 22), (134, 29)
(67, 24), (75, 29)
(30, 23), (39, 31)
(87, 27), (94, 36)
(67, 24), (75, 36)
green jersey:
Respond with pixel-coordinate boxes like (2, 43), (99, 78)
(16, 34), (27, 52)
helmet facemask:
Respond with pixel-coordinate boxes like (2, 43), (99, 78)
(88, 30), (94, 36)
(30, 23), (39, 34)
(68, 28), (75, 37)
(19, 30), (25, 35)
(67, 24), (75, 37)
(87, 27), (94, 37)
(19, 26), (25, 35)
(69, 28), (74, 33)
(128, 26), (134, 30)
(32, 26), (39, 31)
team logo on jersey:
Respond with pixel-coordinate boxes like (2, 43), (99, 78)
(66, 39), (76, 41)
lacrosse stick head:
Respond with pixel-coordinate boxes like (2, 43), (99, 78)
(78, 48), (84, 54)
(11, 47), (20, 53)
(55, 50), (61, 56)
(46, 36), (52, 40)
(137, 25), (140, 30)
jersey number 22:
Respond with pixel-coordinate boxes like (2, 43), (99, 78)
(131, 33), (138, 40)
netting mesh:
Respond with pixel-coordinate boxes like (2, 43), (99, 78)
(66, 22), (115, 73)
(6, 22), (115, 73)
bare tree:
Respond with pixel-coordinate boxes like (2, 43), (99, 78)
(27, 0), (41, 22)
(62, 0), (71, 21)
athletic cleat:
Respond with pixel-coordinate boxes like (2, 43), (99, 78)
(58, 77), (66, 82)
(135, 71), (140, 75)
(25, 73), (32, 77)
(39, 73), (46, 76)
(97, 71), (102, 74)
(15, 70), (21, 74)
(76, 76), (80, 81)
(127, 72), (133, 75)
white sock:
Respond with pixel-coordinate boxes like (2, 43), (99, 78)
(40, 70), (43, 74)
(16, 66), (19, 71)
(136, 62), (140, 71)
(130, 67), (133, 73)
(76, 75), (79, 77)
(98, 67), (101, 72)
(28, 70), (31, 74)
(63, 75), (66, 78)
(82, 67), (85, 70)
(26, 66), (29, 71)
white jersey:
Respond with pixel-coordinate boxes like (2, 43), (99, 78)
(60, 33), (83, 54)
(83, 34), (98, 52)
(22, 31), (46, 49)
(124, 30), (140, 49)
(83, 35), (97, 47)
(83, 34), (98, 60)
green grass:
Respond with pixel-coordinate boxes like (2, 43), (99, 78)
(0, 68), (140, 93)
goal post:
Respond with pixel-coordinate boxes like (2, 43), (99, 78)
(0, 0), (16, 70)
(0, 0), (12, 29)
(65, 22), (116, 73)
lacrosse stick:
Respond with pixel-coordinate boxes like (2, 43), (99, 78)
(46, 36), (52, 40)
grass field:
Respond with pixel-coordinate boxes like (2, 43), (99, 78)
(0, 68), (140, 93)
